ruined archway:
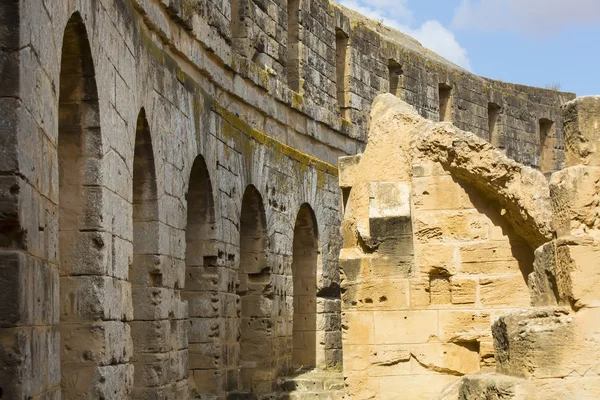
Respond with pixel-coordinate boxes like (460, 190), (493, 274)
(291, 203), (319, 370)
(238, 185), (271, 392)
(57, 12), (105, 398)
(129, 109), (160, 398)
(183, 155), (218, 396)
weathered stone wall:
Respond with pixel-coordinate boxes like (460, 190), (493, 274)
(0, 0), (579, 399)
(333, 4), (575, 171)
(457, 96), (600, 400)
(0, 1), (344, 398)
(338, 95), (552, 399)
(339, 95), (600, 400)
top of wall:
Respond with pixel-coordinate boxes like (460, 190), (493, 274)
(139, 0), (576, 169)
(333, 2), (467, 73)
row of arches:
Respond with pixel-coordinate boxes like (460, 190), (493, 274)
(57, 12), (321, 398)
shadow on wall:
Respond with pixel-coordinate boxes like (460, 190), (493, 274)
(292, 204), (319, 371)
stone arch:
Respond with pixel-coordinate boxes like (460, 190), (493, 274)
(292, 203), (320, 370)
(58, 12), (105, 398)
(237, 185), (271, 392)
(183, 155), (218, 396)
(129, 109), (160, 398)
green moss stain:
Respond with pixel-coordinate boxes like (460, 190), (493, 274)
(214, 103), (338, 176)
(292, 92), (304, 109)
(140, 22), (338, 178)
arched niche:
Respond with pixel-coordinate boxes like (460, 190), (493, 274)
(291, 203), (319, 370)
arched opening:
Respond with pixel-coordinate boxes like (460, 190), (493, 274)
(58, 12), (104, 397)
(439, 83), (453, 122)
(388, 59), (403, 98)
(183, 156), (218, 397)
(238, 185), (271, 392)
(488, 102), (502, 148)
(539, 118), (556, 174)
(291, 204), (319, 370)
(129, 110), (160, 398)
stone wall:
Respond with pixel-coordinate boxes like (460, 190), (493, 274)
(0, 0), (579, 399)
(338, 95), (552, 399)
(334, 4), (575, 170)
(339, 94), (600, 400)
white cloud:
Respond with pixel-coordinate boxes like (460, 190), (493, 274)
(339, 0), (472, 71)
(453, 0), (600, 35)
(405, 21), (472, 71)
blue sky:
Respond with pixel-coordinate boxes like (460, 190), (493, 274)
(339, 0), (600, 96)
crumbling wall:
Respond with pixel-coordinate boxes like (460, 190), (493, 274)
(463, 96), (600, 400)
(338, 95), (553, 399)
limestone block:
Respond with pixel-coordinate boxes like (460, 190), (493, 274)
(368, 182), (411, 220)
(438, 311), (491, 343)
(412, 174), (475, 211)
(550, 166), (600, 237)
(529, 241), (563, 307)
(479, 275), (530, 307)
(133, 379), (189, 400)
(60, 275), (133, 321)
(59, 230), (112, 276)
(61, 363), (134, 400)
(479, 341), (496, 371)
(367, 345), (412, 377)
(450, 277), (477, 305)
(61, 321), (132, 366)
(409, 276), (432, 307)
(342, 311), (374, 345)
(133, 350), (188, 388)
(410, 342), (480, 375)
(370, 241), (414, 278)
(562, 96), (600, 167)
(493, 307), (600, 379)
(379, 375), (458, 400)
(414, 243), (457, 275)
(339, 249), (370, 283)
(0, 251), (31, 326)
(338, 154), (362, 188)
(555, 237), (600, 308)
(414, 211), (489, 243)
(130, 319), (187, 354)
(430, 275), (451, 305)
(457, 373), (528, 400)
(459, 240), (531, 274)
(373, 310), (438, 344)
(341, 279), (409, 310)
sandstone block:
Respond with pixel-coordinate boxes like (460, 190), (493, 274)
(492, 307), (600, 379)
(342, 279), (409, 310)
(550, 166), (600, 237)
(479, 275), (530, 307)
(410, 342), (480, 375)
(450, 277), (477, 305)
(562, 96), (600, 167)
(438, 310), (491, 343)
(373, 310), (437, 344)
